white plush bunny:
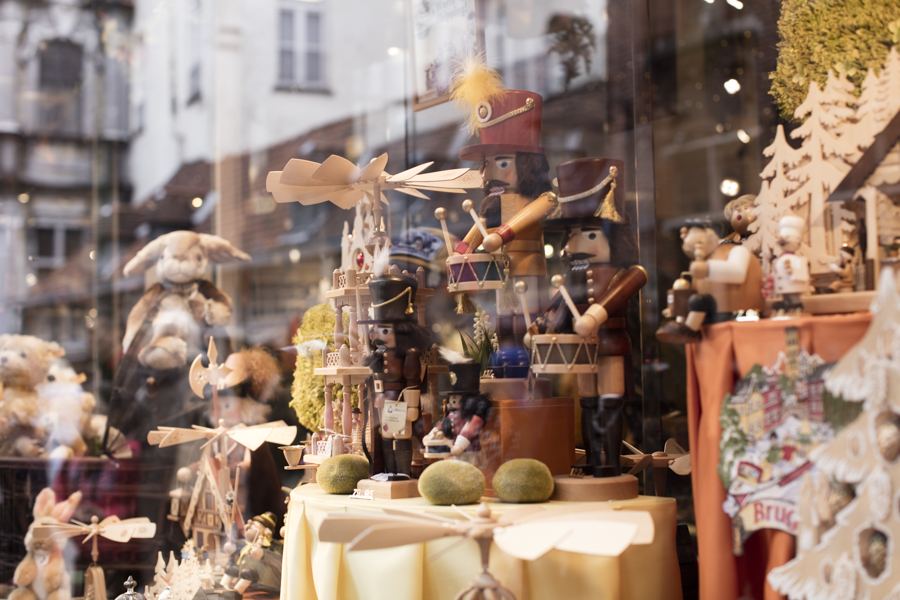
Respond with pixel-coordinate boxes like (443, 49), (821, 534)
(122, 231), (250, 370)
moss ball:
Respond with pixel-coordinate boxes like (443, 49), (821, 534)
(418, 460), (485, 505)
(492, 459), (554, 503)
(318, 454), (370, 494)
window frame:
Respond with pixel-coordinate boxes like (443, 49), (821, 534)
(276, 1), (329, 92)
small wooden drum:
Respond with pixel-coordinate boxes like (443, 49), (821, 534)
(447, 252), (509, 293)
(530, 333), (600, 374)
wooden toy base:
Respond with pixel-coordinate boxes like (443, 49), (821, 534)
(356, 478), (420, 499)
(550, 474), (638, 502)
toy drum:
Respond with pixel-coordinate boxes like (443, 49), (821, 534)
(447, 252), (509, 293)
(530, 333), (600, 374)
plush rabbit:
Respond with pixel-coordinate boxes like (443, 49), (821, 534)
(121, 231), (250, 370)
(10, 488), (83, 600)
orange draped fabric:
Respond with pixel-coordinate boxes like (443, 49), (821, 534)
(685, 313), (872, 600)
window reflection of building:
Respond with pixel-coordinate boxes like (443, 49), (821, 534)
(0, 2), (132, 371)
(278, 1), (326, 91)
(37, 40), (83, 136)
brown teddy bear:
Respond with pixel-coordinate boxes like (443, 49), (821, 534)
(10, 488), (82, 600)
(0, 335), (66, 457)
(121, 231), (250, 370)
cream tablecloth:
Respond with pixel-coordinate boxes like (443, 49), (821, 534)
(280, 483), (682, 600)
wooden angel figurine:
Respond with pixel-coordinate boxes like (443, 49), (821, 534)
(529, 158), (648, 477)
(423, 362), (491, 462)
(772, 215), (809, 311)
(656, 219), (764, 344)
(360, 272), (432, 479)
(450, 61), (556, 378)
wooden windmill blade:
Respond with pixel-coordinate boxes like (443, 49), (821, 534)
(386, 162), (435, 181)
(526, 509), (655, 545)
(347, 521), (456, 551)
(279, 159), (325, 185)
(148, 427), (212, 448)
(31, 522), (88, 541)
(494, 520), (639, 561)
(226, 423), (297, 451)
(312, 155), (361, 184)
(664, 438), (687, 456)
(401, 167), (475, 183)
(379, 507), (461, 524)
(669, 453), (691, 476)
(99, 518), (156, 543)
(392, 187), (431, 199)
(319, 513), (449, 546)
(628, 454), (655, 475)
(357, 153), (389, 181)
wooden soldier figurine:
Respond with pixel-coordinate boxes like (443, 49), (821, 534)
(361, 273), (432, 480)
(529, 158), (648, 478)
(450, 63), (556, 378)
(424, 362), (491, 463)
(721, 195), (757, 245)
(772, 215), (810, 311)
(656, 219), (764, 344)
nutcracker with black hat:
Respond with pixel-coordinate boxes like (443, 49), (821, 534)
(423, 359), (491, 462)
(360, 247), (432, 481)
(528, 158), (648, 480)
(449, 57), (557, 378)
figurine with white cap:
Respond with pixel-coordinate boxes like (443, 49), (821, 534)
(772, 215), (810, 312)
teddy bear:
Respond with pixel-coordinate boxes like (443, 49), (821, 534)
(0, 335), (67, 457)
(34, 359), (99, 458)
(10, 488), (83, 600)
(121, 231), (250, 371)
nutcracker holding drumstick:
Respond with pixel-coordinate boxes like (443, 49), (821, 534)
(527, 158), (647, 478)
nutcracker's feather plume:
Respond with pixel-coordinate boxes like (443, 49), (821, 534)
(372, 242), (391, 277)
(439, 346), (472, 364)
(450, 52), (505, 135)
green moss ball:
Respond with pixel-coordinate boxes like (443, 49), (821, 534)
(318, 454), (370, 494)
(418, 460), (485, 505)
(492, 459), (554, 503)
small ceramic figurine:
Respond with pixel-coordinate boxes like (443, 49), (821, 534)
(450, 60), (556, 378)
(827, 244), (856, 293)
(530, 158), (648, 478)
(361, 271), (431, 479)
(424, 362), (491, 462)
(656, 219), (764, 344)
(772, 215), (810, 311)
(721, 195), (757, 245)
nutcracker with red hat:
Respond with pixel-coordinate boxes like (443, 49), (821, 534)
(450, 59), (557, 378)
(527, 158), (648, 479)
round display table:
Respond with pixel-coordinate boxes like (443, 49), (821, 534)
(281, 483), (682, 600)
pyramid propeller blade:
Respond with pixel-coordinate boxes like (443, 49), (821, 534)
(358, 153), (389, 182)
(313, 155), (360, 185)
(387, 161), (434, 182)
